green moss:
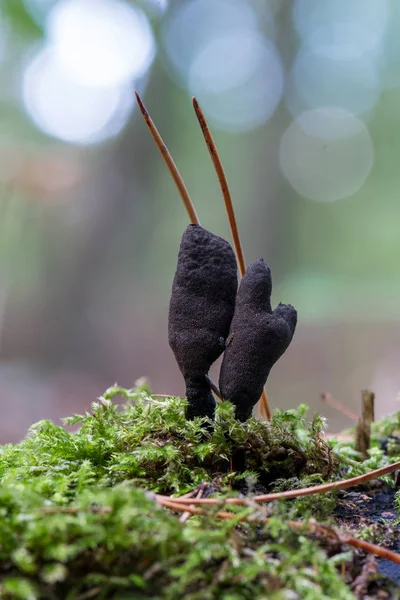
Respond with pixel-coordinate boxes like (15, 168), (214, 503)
(270, 474), (337, 519)
(395, 490), (400, 517)
(0, 384), (398, 599)
(0, 482), (355, 599)
(0, 389), (337, 496)
(357, 522), (397, 546)
(371, 410), (400, 440)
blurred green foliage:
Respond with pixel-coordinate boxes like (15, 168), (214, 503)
(2, 0), (43, 38)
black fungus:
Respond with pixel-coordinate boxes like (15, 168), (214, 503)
(219, 258), (297, 422)
(169, 224), (238, 420)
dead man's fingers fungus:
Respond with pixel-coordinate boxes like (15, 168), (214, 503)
(169, 224), (238, 419)
(219, 258), (297, 422)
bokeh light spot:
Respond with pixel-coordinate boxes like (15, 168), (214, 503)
(189, 34), (283, 132)
(162, 0), (258, 84)
(48, 0), (155, 87)
(279, 108), (374, 202)
(22, 47), (133, 145)
(293, 0), (389, 45)
(308, 23), (383, 60)
(286, 47), (381, 118)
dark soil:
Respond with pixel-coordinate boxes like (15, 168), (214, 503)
(237, 478), (400, 599)
(334, 483), (400, 598)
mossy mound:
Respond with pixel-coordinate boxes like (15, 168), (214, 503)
(0, 384), (398, 599)
(0, 385), (336, 496)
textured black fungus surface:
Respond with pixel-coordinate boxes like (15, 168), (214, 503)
(219, 258), (297, 421)
(169, 224), (238, 419)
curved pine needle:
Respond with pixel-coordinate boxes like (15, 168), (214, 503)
(192, 97), (271, 421)
(135, 92), (199, 225)
(260, 390), (271, 420)
(179, 483), (208, 523)
(158, 459), (400, 506)
(205, 374), (222, 400)
(321, 392), (358, 422)
(192, 97), (245, 275)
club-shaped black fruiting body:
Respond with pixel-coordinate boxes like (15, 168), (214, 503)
(219, 258), (297, 422)
(169, 224), (238, 419)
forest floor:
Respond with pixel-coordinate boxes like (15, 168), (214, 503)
(0, 383), (399, 599)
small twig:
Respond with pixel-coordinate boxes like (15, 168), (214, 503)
(159, 459), (400, 506)
(205, 374), (222, 400)
(158, 496), (244, 522)
(260, 391), (271, 420)
(361, 389), (375, 423)
(355, 390), (375, 459)
(143, 562), (162, 581)
(192, 97), (271, 421)
(76, 587), (103, 600)
(179, 483), (208, 523)
(321, 392), (358, 422)
(159, 497), (202, 515)
(177, 487), (201, 499)
(339, 533), (400, 565)
(135, 92), (199, 225)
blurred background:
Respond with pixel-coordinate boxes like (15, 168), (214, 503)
(0, 0), (399, 441)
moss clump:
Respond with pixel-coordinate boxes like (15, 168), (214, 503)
(0, 387), (353, 599)
(0, 384), (398, 599)
(0, 387), (336, 496)
(0, 482), (355, 600)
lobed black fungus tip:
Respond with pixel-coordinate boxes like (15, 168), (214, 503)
(235, 258), (272, 313)
(219, 260), (297, 422)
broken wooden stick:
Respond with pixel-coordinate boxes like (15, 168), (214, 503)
(355, 390), (375, 459)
